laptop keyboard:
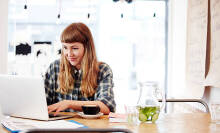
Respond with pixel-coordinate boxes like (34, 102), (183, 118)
(49, 114), (62, 118)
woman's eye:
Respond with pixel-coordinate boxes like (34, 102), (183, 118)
(73, 48), (78, 50)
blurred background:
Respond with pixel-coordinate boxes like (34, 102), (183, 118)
(7, 0), (167, 112)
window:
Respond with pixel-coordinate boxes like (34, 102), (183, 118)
(8, 0), (166, 112)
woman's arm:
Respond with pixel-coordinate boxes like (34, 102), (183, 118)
(44, 61), (59, 105)
(48, 100), (110, 116)
(95, 63), (116, 112)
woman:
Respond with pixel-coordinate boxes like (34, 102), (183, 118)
(44, 22), (116, 115)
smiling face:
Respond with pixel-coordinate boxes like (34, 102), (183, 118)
(62, 42), (85, 70)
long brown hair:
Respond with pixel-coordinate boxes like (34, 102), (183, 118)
(57, 22), (99, 97)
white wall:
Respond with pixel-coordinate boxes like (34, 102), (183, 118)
(0, 0), (8, 74)
(203, 87), (220, 104)
(168, 0), (220, 105)
(168, 0), (187, 98)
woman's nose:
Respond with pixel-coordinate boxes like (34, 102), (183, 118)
(67, 49), (72, 56)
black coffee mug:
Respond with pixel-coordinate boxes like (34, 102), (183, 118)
(82, 105), (100, 115)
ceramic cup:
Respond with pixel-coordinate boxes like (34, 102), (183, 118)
(82, 105), (100, 115)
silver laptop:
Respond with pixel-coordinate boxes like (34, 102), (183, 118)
(0, 74), (73, 121)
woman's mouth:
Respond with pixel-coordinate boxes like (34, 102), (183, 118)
(68, 58), (77, 61)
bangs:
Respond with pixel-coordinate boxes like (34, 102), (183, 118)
(60, 26), (87, 44)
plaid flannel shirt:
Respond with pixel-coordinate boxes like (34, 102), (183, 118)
(44, 59), (116, 112)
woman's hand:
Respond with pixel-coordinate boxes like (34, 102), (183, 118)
(48, 100), (71, 116)
(48, 100), (110, 115)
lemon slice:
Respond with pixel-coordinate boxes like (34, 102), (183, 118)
(152, 113), (159, 123)
(139, 113), (147, 122)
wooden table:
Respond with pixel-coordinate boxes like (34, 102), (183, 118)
(1, 113), (220, 133)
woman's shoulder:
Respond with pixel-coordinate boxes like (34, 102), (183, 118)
(49, 59), (60, 67)
(98, 62), (112, 74)
(45, 59), (60, 76)
(97, 62), (113, 81)
(47, 59), (60, 72)
(99, 62), (111, 69)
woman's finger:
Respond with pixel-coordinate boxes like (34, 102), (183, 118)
(54, 104), (69, 116)
(48, 105), (58, 113)
(54, 107), (63, 116)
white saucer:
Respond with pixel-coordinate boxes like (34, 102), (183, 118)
(78, 112), (103, 119)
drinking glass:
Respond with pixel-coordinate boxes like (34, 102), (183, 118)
(210, 102), (220, 123)
(125, 105), (138, 125)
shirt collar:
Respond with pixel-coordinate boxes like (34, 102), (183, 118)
(74, 69), (81, 74)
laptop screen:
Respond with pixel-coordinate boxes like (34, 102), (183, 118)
(0, 75), (49, 120)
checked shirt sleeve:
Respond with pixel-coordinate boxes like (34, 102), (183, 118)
(95, 63), (116, 112)
(44, 60), (60, 105)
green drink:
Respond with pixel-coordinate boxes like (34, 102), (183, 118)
(137, 106), (160, 123)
